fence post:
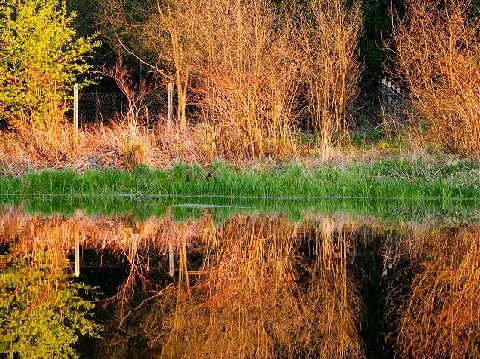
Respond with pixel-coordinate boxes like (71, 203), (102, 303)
(73, 83), (79, 148)
(167, 82), (174, 128)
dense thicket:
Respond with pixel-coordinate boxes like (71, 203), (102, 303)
(3, 0), (480, 158)
(393, 0), (480, 154)
(92, 0), (362, 158)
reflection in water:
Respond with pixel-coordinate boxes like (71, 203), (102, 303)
(389, 225), (480, 358)
(0, 209), (101, 358)
(143, 215), (364, 358)
(0, 206), (479, 358)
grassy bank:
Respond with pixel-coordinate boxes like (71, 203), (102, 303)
(1, 159), (479, 200)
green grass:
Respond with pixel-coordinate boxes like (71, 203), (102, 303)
(0, 159), (479, 223)
(1, 159), (479, 200)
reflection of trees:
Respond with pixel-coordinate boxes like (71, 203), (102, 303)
(143, 215), (364, 359)
(0, 208), (365, 358)
(303, 219), (364, 359)
(390, 225), (480, 358)
(0, 207), (208, 358)
(0, 245), (100, 358)
(4, 206), (480, 358)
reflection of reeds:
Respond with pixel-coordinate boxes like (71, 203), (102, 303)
(144, 215), (364, 359)
(145, 215), (302, 358)
(0, 208), (365, 358)
(391, 226), (480, 358)
(300, 219), (364, 359)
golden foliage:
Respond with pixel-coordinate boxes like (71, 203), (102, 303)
(393, 0), (480, 154)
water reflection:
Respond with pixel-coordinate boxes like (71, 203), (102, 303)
(142, 216), (364, 359)
(0, 207), (479, 358)
(387, 225), (480, 358)
(0, 209), (101, 358)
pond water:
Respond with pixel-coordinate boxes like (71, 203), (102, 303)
(1, 200), (480, 358)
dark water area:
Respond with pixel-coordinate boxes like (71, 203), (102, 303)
(1, 204), (480, 358)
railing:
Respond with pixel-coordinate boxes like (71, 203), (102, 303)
(380, 77), (408, 122)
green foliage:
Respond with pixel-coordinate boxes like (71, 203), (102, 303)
(0, 251), (101, 358)
(0, 0), (99, 125)
(1, 160), (480, 202)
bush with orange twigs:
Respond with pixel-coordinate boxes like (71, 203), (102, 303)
(392, 0), (480, 155)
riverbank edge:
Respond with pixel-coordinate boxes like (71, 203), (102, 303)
(1, 158), (479, 200)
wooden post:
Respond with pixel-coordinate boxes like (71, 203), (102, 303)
(167, 82), (174, 128)
(168, 242), (175, 278)
(74, 235), (80, 277)
(73, 83), (79, 147)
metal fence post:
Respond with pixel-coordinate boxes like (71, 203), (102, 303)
(75, 235), (80, 277)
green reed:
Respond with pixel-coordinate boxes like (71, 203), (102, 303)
(1, 159), (479, 200)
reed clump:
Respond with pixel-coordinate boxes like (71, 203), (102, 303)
(392, 0), (480, 155)
(297, 0), (362, 153)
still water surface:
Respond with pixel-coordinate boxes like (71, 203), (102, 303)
(1, 201), (479, 358)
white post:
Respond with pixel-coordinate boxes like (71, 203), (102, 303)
(73, 83), (79, 147)
(167, 82), (174, 128)
(74, 236), (80, 277)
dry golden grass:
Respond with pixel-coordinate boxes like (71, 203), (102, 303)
(0, 119), (211, 175)
(393, 0), (480, 155)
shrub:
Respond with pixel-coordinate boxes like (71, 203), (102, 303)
(0, 0), (99, 127)
(99, 0), (363, 158)
(392, 0), (480, 155)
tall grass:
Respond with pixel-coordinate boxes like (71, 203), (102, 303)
(392, 0), (480, 155)
(0, 120), (209, 175)
(1, 160), (480, 200)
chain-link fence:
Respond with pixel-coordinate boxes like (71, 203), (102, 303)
(78, 91), (165, 123)
(76, 82), (407, 125)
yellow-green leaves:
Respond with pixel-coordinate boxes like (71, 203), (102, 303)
(0, 0), (99, 126)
